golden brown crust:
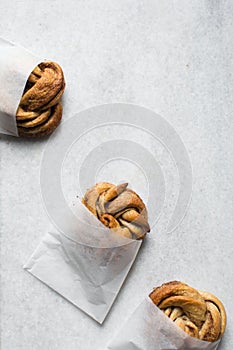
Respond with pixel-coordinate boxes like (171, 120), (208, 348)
(19, 61), (65, 111)
(82, 182), (150, 239)
(16, 61), (65, 138)
(199, 291), (227, 340)
(17, 103), (62, 138)
(149, 281), (227, 342)
(17, 109), (51, 128)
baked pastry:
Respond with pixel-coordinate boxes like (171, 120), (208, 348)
(149, 281), (227, 342)
(16, 61), (65, 137)
(82, 182), (150, 239)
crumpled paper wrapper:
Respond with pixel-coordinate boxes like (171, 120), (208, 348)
(0, 37), (40, 136)
(24, 199), (142, 324)
(107, 297), (221, 350)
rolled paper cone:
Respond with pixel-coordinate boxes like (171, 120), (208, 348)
(107, 297), (223, 350)
(24, 198), (142, 323)
(0, 37), (65, 137)
(0, 37), (40, 136)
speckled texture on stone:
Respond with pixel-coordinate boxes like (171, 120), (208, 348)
(0, 1), (233, 350)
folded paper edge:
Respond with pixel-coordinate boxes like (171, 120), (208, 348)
(23, 231), (142, 324)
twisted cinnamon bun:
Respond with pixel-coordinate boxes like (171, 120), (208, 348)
(16, 61), (65, 137)
(82, 182), (150, 239)
(149, 281), (227, 342)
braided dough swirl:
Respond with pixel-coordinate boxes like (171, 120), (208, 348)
(16, 61), (65, 137)
(82, 182), (150, 239)
(149, 281), (227, 342)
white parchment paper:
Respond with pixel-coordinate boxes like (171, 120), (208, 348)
(0, 37), (40, 136)
(24, 199), (142, 324)
(107, 297), (221, 350)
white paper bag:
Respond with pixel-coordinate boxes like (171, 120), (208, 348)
(107, 297), (221, 350)
(0, 37), (40, 136)
(24, 199), (142, 323)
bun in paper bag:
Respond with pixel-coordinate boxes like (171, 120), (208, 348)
(16, 61), (65, 137)
(149, 281), (226, 342)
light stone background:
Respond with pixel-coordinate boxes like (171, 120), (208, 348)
(0, 1), (233, 350)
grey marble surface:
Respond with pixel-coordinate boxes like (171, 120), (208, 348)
(0, 1), (233, 349)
